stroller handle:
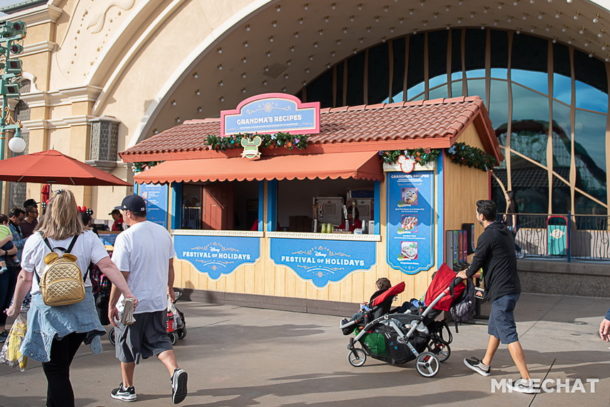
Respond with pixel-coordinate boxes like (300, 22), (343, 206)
(448, 277), (464, 294)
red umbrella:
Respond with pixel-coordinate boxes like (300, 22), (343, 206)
(0, 149), (131, 186)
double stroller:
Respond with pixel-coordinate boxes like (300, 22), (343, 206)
(338, 264), (465, 377)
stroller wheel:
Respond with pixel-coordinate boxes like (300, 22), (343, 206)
(415, 352), (440, 377)
(428, 341), (451, 363)
(169, 332), (178, 345)
(347, 348), (367, 367)
(178, 327), (187, 340)
(108, 327), (116, 347)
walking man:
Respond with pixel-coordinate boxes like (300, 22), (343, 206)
(108, 194), (188, 404)
(457, 200), (538, 393)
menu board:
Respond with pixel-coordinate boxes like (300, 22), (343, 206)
(386, 171), (434, 274)
(137, 183), (169, 228)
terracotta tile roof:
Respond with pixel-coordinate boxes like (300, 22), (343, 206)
(121, 96), (498, 161)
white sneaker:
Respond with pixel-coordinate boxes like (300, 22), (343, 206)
(510, 379), (541, 394)
(464, 357), (491, 376)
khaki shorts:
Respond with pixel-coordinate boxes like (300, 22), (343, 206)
(114, 310), (172, 363)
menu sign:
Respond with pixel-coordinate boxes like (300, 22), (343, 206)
(386, 171), (434, 274)
(137, 183), (169, 228)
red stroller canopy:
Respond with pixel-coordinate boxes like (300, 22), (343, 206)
(424, 263), (466, 311)
(370, 282), (406, 308)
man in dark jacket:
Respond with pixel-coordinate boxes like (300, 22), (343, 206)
(457, 200), (538, 393)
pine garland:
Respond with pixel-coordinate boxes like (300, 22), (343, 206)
(446, 142), (496, 171)
(380, 143), (496, 172)
(206, 132), (309, 151)
(379, 148), (441, 167)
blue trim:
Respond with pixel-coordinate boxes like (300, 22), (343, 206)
(171, 182), (183, 230)
(436, 155), (444, 267)
(258, 182), (264, 231)
(266, 180), (278, 231)
(373, 181), (381, 234)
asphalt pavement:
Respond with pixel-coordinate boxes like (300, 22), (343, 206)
(1, 292), (609, 407)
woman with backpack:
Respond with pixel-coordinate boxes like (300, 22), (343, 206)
(5, 190), (137, 407)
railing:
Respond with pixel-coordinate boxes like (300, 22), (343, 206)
(504, 213), (610, 261)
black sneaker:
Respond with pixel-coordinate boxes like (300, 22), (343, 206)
(171, 368), (188, 404)
(111, 383), (137, 402)
(464, 357), (491, 376)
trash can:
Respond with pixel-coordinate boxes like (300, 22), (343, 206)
(547, 215), (568, 256)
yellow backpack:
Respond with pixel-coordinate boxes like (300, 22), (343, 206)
(34, 234), (86, 307)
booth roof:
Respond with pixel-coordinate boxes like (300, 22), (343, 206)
(121, 96), (501, 163)
(134, 151), (384, 184)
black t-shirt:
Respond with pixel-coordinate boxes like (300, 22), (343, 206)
(466, 221), (521, 301)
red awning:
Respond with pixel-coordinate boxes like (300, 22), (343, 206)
(134, 151), (383, 184)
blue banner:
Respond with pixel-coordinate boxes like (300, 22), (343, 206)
(174, 235), (260, 279)
(386, 171), (434, 274)
(221, 94), (319, 136)
(270, 238), (376, 287)
(138, 184), (168, 228)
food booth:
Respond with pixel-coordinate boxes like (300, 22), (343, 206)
(121, 94), (501, 312)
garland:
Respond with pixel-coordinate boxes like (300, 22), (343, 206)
(380, 143), (496, 172)
(206, 132), (309, 151)
(379, 148), (441, 167)
(446, 142), (496, 171)
(132, 161), (162, 173)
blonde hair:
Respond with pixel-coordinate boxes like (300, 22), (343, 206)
(36, 190), (85, 240)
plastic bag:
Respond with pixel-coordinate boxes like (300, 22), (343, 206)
(0, 314), (28, 371)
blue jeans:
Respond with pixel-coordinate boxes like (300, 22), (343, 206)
(488, 293), (520, 344)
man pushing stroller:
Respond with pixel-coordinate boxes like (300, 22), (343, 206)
(456, 200), (539, 394)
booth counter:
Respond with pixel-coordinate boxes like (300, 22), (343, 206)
(122, 94), (498, 308)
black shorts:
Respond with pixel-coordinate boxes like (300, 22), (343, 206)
(114, 310), (172, 363)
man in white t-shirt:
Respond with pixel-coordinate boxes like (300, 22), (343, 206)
(108, 194), (187, 404)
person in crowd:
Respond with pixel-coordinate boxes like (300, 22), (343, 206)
(20, 204), (39, 238)
(109, 209), (125, 232)
(0, 214), (18, 343)
(457, 200), (538, 393)
(8, 207), (26, 259)
(108, 195), (187, 404)
(5, 190), (137, 407)
(81, 209), (98, 235)
(600, 308), (610, 342)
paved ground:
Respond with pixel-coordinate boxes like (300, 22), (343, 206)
(1, 292), (609, 407)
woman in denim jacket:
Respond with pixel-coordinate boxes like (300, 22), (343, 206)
(6, 190), (137, 407)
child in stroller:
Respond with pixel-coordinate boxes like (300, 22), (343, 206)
(340, 278), (393, 334)
(338, 264), (464, 377)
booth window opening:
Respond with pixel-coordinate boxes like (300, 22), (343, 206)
(180, 181), (260, 231)
(276, 178), (376, 234)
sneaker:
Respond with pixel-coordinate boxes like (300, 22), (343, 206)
(0, 330), (8, 344)
(171, 368), (188, 404)
(510, 379), (541, 394)
(111, 383), (137, 402)
(464, 357), (491, 376)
